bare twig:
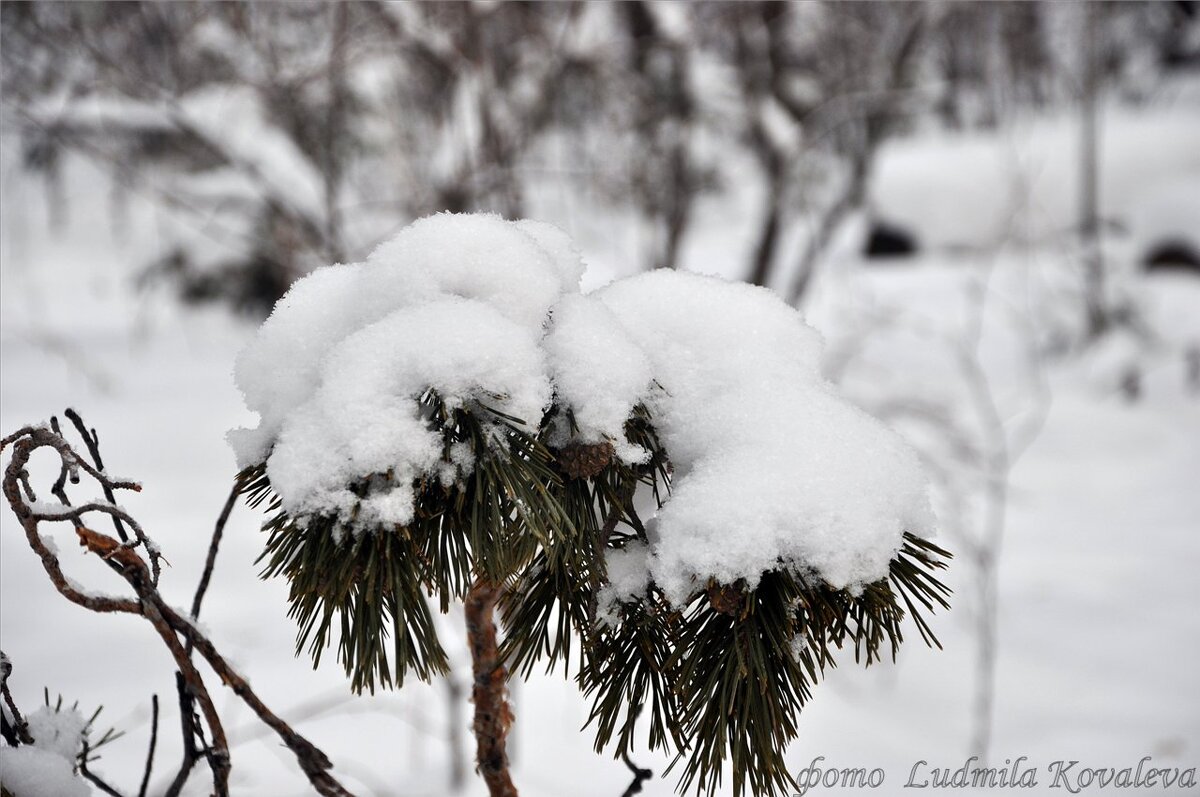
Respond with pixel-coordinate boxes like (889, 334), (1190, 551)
(190, 482), (239, 621)
(161, 603), (348, 797)
(0, 712), (20, 747)
(619, 751), (653, 797)
(0, 651), (34, 745)
(61, 410), (164, 584)
(63, 408), (128, 543)
(137, 695), (159, 797)
(2, 420), (354, 797)
(164, 673), (200, 797)
(79, 740), (127, 797)
(170, 479), (239, 793)
(140, 599), (231, 796)
(3, 449), (142, 613)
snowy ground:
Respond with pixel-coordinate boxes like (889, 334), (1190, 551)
(2, 101), (1199, 796)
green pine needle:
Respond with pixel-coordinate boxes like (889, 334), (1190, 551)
(239, 393), (951, 795)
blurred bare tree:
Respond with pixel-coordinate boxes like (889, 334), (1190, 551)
(710, 2), (930, 299)
(1, 0), (1192, 314)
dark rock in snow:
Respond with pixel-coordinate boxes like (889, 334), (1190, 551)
(864, 221), (918, 259)
(1143, 239), (1200, 274)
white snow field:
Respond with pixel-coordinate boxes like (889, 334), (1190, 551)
(2, 102), (1198, 796)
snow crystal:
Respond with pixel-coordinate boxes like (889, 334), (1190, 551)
(26, 501), (74, 518)
(232, 214), (932, 595)
(62, 573), (131, 604)
(27, 500), (128, 523)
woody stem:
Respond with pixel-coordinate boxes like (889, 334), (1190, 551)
(464, 578), (518, 797)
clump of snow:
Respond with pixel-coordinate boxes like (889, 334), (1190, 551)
(595, 270), (933, 605)
(230, 214), (587, 468)
(25, 705), (87, 761)
(232, 213), (932, 596)
(512, 219), (588, 296)
(0, 747), (91, 797)
(0, 706), (91, 797)
(228, 262), (370, 464)
(365, 214), (577, 330)
(266, 298), (551, 526)
(599, 541), (654, 625)
(789, 631), (810, 662)
(231, 213), (583, 526)
(543, 293), (653, 462)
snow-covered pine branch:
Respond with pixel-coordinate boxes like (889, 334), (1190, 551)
(231, 212), (950, 797)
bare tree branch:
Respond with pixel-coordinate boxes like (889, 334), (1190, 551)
(164, 672), (200, 797)
(619, 751), (652, 797)
(1, 418), (355, 797)
(0, 651), (34, 746)
(137, 694), (159, 797)
(79, 740), (127, 797)
(64, 408), (129, 543)
(465, 579), (517, 797)
(190, 482), (239, 621)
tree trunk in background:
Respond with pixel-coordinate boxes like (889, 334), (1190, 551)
(748, 181), (783, 288)
(446, 676), (467, 793)
(322, 1), (349, 264)
(1080, 2), (1107, 340)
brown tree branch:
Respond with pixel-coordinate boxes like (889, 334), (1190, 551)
(161, 603), (348, 797)
(465, 579), (517, 797)
(64, 408), (129, 544)
(165, 479), (239, 795)
(164, 672), (200, 797)
(1, 419), (354, 797)
(140, 599), (231, 796)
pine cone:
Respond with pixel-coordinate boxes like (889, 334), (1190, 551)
(707, 582), (746, 617)
(556, 441), (615, 479)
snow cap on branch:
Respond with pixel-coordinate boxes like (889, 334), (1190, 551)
(229, 213), (583, 527)
(231, 213), (932, 595)
(0, 706), (91, 797)
(596, 270), (933, 604)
